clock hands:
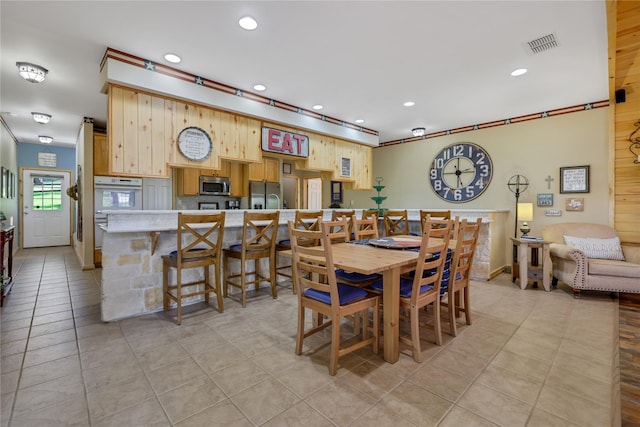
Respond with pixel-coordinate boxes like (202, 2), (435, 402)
(442, 158), (476, 189)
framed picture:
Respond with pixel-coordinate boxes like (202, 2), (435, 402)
(331, 181), (343, 203)
(198, 202), (219, 210)
(565, 197), (584, 211)
(9, 172), (15, 198)
(283, 162), (292, 174)
(560, 165), (590, 193)
(537, 193), (553, 207)
(1, 167), (7, 198)
(340, 157), (352, 178)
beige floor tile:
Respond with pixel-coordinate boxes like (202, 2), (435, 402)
(231, 377), (300, 425)
(457, 382), (532, 426)
(26, 328), (77, 351)
(12, 373), (85, 417)
(438, 406), (499, 427)
(445, 330), (506, 361)
(175, 399), (251, 427)
(147, 356), (207, 394)
(557, 336), (614, 366)
(0, 317), (32, 332)
(489, 349), (551, 382)
(87, 371), (155, 419)
(18, 354), (81, 389)
(536, 384), (611, 427)
(350, 402), (420, 427)
(378, 381), (453, 426)
(1, 339), (26, 357)
(158, 375), (227, 424)
(192, 343), (249, 375)
(1, 353), (24, 374)
(136, 341), (192, 372)
(430, 347), (488, 380)
(210, 359), (272, 396)
(502, 334), (558, 364)
(1, 327), (30, 345)
(545, 364), (612, 406)
(306, 380), (377, 426)
(475, 364), (543, 405)
(408, 363), (473, 402)
(9, 393), (89, 427)
(92, 397), (171, 427)
(274, 358), (336, 398)
(82, 358), (144, 391)
(28, 318), (75, 337)
(251, 343), (306, 375)
(79, 338), (136, 370)
(551, 350), (613, 384)
(22, 340), (78, 368)
(262, 401), (335, 427)
(336, 360), (404, 400)
(527, 407), (583, 427)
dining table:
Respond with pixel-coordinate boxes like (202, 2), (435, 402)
(328, 238), (421, 363)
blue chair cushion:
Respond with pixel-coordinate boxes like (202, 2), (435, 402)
(228, 243), (266, 252)
(278, 239), (291, 246)
(336, 269), (382, 283)
(169, 247), (207, 258)
(305, 283), (369, 305)
(371, 277), (433, 297)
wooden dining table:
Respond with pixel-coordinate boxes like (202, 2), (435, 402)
(328, 240), (421, 363)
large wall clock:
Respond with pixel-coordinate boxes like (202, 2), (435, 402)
(429, 142), (493, 203)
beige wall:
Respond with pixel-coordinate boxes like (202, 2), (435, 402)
(0, 120), (19, 251)
(345, 107), (610, 264)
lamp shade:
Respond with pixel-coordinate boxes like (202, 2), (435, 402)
(517, 203), (533, 221)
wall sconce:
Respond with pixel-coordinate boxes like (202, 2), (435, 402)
(629, 119), (640, 164)
(32, 112), (51, 124)
(517, 202), (533, 237)
(16, 62), (48, 83)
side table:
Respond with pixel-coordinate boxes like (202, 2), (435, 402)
(510, 237), (552, 291)
(1, 225), (16, 306)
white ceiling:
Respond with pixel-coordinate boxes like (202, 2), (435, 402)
(0, 1), (609, 148)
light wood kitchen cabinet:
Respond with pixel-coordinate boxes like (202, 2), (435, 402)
(228, 162), (244, 197)
(93, 133), (109, 176)
(247, 157), (279, 183)
(176, 168), (200, 196)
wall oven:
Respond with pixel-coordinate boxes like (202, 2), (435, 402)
(94, 176), (143, 248)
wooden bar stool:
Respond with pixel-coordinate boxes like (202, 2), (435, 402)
(383, 209), (409, 236)
(275, 210), (323, 286)
(162, 212), (226, 325)
(223, 211), (280, 307)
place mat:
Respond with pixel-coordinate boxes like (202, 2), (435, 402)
(368, 237), (421, 249)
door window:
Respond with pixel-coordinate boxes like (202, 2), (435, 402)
(32, 177), (62, 210)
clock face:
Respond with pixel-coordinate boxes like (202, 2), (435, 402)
(177, 127), (212, 161)
(429, 142), (493, 203)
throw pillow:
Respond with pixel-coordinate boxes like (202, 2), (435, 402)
(563, 235), (626, 261)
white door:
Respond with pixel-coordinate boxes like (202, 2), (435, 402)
(307, 178), (322, 210)
(22, 169), (71, 248)
(142, 177), (172, 210)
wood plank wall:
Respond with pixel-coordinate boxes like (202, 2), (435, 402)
(611, 1), (640, 244)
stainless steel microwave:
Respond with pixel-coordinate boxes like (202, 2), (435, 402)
(200, 176), (231, 196)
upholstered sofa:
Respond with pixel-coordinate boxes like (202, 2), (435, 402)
(542, 222), (640, 297)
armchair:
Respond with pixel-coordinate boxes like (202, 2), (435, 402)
(542, 222), (640, 297)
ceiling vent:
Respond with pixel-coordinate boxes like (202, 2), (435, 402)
(526, 33), (558, 54)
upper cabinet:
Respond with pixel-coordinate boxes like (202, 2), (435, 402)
(247, 157), (279, 183)
(106, 84), (372, 190)
(93, 133), (109, 176)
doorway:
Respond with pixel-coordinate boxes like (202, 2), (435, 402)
(305, 177), (322, 209)
(21, 168), (72, 248)
(282, 176), (299, 209)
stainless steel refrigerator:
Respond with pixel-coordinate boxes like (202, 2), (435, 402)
(249, 181), (281, 209)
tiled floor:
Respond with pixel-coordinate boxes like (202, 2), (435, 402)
(1, 246), (618, 426)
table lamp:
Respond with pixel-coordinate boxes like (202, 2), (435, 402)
(517, 203), (533, 237)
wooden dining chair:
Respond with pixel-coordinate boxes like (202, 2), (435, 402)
(326, 216), (351, 244)
(162, 212), (226, 325)
(223, 211), (280, 307)
(288, 220), (379, 375)
(331, 209), (355, 238)
(353, 216), (379, 240)
(275, 210), (323, 285)
(383, 209), (409, 236)
(420, 210), (451, 233)
(443, 217), (481, 336)
(371, 217), (452, 362)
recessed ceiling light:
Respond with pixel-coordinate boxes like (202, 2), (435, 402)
(403, 101), (415, 107)
(39, 135), (53, 144)
(16, 62), (48, 83)
(253, 84), (266, 91)
(32, 112), (51, 124)
(312, 105), (323, 110)
(239, 16), (258, 30)
(511, 68), (528, 77)
(355, 119), (364, 124)
(164, 53), (181, 63)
